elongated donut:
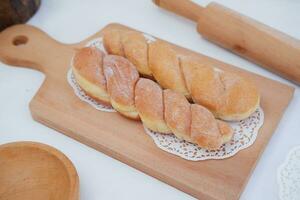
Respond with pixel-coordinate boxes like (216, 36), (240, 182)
(72, 47), (110, 105)
(163, 89), (191, 142)
(135, 79), (171, 134)
(103, 55), (139, 119)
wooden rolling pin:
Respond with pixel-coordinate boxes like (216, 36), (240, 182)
(153, 0), (300, 85)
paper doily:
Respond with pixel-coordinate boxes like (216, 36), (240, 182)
(67, 69), (115, 112)
(67, 36), (115, 112)
(85, 37), (107, 53)
(278, 146), (300, 200)
(67, 36), (265, 161)
(144, 107), (264, 161)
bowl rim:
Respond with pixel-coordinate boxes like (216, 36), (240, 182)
(0, 141), (79, 200)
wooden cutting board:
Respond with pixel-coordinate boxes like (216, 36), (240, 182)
(0, 23), (294, 200)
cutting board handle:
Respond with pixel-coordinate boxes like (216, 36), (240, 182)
(0, 24), (72, 74)
(153, 0), (203, 22)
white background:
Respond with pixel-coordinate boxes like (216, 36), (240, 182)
(0, 0), (299, 199)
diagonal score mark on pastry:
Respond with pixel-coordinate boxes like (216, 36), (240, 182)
(102, 27), (260, 121)
(121, 31), (152, 76)
(72, 47), (233, 150)
(181, 57), (260, 121)
(163, 89), (191, 141)
(149, 41), (190, 97)
(103, 55), (139, 119)
(135, 78), (171, 133)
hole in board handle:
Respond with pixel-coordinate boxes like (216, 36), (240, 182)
(12, 35), (28, 46)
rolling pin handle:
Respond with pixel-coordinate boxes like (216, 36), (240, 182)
(153, 0), (204, 22)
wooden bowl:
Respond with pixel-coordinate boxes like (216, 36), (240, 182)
(0, 142), (79, 200)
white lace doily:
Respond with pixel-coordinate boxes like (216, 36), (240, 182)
(144, 107), (264, 161)
(67, 37), (114, 112)
(67, 69), (115, 112)
(67, 36), (265, 161)
(85, 37), (107, 53)
(278, 146), (300, 200)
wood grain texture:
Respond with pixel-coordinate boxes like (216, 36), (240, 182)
(197, 2), (300, 85)
(153, 0), (300, 84)
(152, 0), (203, 22)
(0, 23), (294, 200)
(0, 142), (79, 200)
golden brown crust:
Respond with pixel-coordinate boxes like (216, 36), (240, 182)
(135, 78), (171, 134)
(102, 27), (260, 121)
(103, 28), (125, 56)
(163, 89), (191, 142)
(72, 47), (110, 104)
(103, 55), (139, 119)
(186, 62), (224, 114)
(217, 73), (260, 120)
(190, 104), (223, 150)
(122, 31), (152, 76)
(148, 41), (189, 96)
(73, 47), (106, 89)
(181, 57), (260, 121)
(72, 46), (235, 150)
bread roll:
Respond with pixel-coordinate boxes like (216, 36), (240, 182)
(103, 26), (260, 121)
(72, 47), (234, 150)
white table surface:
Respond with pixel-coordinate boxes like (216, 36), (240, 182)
(0, 0), (299, 199)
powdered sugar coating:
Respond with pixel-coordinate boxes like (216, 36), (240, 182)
(67, 37), (264, 161)
(103, 55), (139, 106)
(67, 69), (115, 112)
